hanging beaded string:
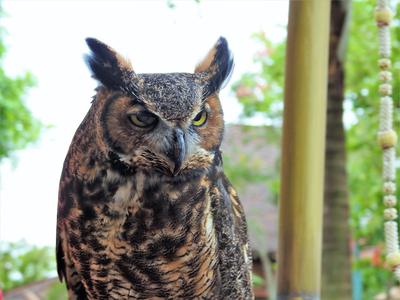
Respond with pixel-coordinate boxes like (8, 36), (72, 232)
(375, 0), (400, 279)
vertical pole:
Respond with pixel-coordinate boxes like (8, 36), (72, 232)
(277, 0), (331, 299)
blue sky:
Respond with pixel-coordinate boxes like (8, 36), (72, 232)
(0, 0), (288, 246)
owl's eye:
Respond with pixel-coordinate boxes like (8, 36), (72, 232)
(192, 110), (207, 127)
(128, 111), (158, 128)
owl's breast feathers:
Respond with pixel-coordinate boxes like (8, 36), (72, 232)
(57, 149), (253, 299)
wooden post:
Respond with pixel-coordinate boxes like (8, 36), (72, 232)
(277, 0), (331, 299)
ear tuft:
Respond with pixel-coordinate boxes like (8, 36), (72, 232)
(195, 37), (234, 95)
(84, 38), (134, 90)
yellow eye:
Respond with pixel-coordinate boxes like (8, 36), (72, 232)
(128, 112), (158, 128)
(192, 110), (208, 127)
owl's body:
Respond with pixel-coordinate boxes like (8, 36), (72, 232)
(57, 38), (253, 299)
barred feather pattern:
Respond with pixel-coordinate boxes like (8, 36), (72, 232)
(57, 120), (252, 299)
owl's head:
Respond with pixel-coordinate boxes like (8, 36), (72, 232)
(85, 37), (233, 177)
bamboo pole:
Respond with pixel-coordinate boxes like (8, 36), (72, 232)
(276, 1), (331, 299)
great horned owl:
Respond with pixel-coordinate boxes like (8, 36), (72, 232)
(56, 37), (254, 300)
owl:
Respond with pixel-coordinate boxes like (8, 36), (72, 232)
(56, 37), (254, 300)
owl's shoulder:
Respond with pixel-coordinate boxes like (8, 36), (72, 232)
(212, 172), (247, 231)
(209, 171), (253, 298)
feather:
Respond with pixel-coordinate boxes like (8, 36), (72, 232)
(85, 38), (134, 91)
(195, 37), (234, 96)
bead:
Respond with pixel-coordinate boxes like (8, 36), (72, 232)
(378, 130), (397, 149)
(379, 83), (392, 96)
(379, 71), (393, 81)
(384, 208), (398, 220)
(379, 58), (391, 69)
(375, 8), (393, 26)
(387, 252), (400, 268)
(384, 182), (397, 194)
(384, 195), (397, 207)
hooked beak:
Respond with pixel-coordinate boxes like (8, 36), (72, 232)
(167, 129), (186, 176)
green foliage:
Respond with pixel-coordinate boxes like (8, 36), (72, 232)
(353, 255), (392, 300)
(231, 0), (400, 298)
(228, 33), (284, 202)
(166, 0), (200, 9)
(0, 241), (56, 291)
(0, 6), (41, 160)
(223, 152), (267, 188)
(252, 273), (265, 287)
(346, 1), (400, 296)
(347, 0), (400, 242)
(232, 32), (285, 122)
(222, 125), (280, 203)
(47, 281), (68, 300)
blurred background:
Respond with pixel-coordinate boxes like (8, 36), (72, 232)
(0, 0), (399, 299)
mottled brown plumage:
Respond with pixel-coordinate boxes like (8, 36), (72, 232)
(56, 37), (254, 299)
